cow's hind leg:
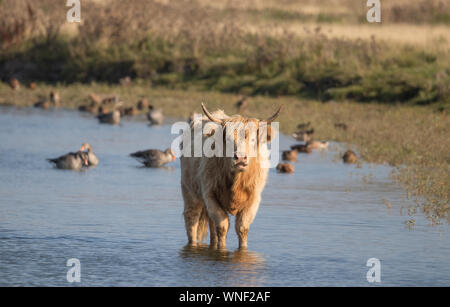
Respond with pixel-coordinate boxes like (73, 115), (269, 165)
(235, 197), (261, 249)
(182, 185), (204, 246)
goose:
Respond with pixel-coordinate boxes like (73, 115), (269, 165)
(101, 95), (121, 109)
(9, 78), (20, 90)
(235, 96), (248, 113)
(97, 110), (120, 125)
(290, 143), (312, 154)
(49, 90), (60, 107)
(187, 112), (202, 124)
(147, 105), (164, 125)
(124, 106), (138, 116)
(116, 106), (126, 117)
(282, 149), (298, 162)
(307, 140), (329, 150)
(79, 94), (101, 113)
(78, 103), (98, 114)
(343, 150), (358, 164)
(296, 122), (311, 130)
(276, 163), (294, 173)
(137, 99), (149, 110)
(88, 93), (102, 105)
(116, 106), (137, 117)
(47, 151), (88, 170)
(130, 148), (175, 167)
(292, 128), (314, 142)
(97, 105), (111, 115)
(102, 95), (120, 105)
(80, 143), (98, 166)
(34, 100), (50, 110)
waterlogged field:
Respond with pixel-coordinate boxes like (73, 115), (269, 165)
(1, 84), (448, 225)
(1, 0), (449, 227)
(0, 106), (448, 286)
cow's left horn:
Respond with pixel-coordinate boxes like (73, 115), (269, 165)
(265, 105), (283, 123)
(201, 103), (223, 125)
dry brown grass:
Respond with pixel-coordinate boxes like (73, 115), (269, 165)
(0, 0), (67, 48)
(243, 23), (450, 52)
(9, 0), (443, 52)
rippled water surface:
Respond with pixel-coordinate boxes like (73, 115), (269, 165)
(0, 106), (448, 286)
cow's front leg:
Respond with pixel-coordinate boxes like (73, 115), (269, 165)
(182, 185), (203, 246)
(208, 217), (218, 248)
(235, 196), (261, 249)
(204, 196), (229, 249)
(184, 205), (203, 246)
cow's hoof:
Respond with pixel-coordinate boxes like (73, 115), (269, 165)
(187, 241), (198, 247)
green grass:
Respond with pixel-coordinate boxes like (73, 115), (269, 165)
(1, 34), (449, 107)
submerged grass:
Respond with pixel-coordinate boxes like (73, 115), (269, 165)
(1, 83), (448, 225)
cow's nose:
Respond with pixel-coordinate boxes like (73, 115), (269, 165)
(234, 152), (247, 161)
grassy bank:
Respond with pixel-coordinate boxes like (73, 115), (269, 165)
(1, 0), (449, 107)
(1, 30), (449, 107)
(0, 82), (448, 225)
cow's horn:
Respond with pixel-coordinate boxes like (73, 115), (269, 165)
(265, 105), (283, 123)
(201, 103), (223, 124)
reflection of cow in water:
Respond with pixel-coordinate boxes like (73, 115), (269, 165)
(180, 103), (281, 249)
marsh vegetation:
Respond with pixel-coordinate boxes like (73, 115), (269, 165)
(1, 0), (449, 106)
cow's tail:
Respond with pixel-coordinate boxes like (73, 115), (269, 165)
(197, 206), (209, 242)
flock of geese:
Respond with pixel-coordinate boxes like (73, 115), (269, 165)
(44, 93), (357, 172)
(277, 121), (357, 173)
(47, 142), (175, 171)
(7, 78), (358, 172)
(42, 91), (174, 170)
(79, 93), (164, 126)
(233, 96), (358, 174)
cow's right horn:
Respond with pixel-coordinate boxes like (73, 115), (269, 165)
(201, 103), (223, 125)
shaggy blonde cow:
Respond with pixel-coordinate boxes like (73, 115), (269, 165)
(180, 103), (281, 249)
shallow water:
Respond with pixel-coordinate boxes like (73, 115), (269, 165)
(0, 106), (448, 286)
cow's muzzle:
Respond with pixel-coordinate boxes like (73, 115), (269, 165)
(233, 152), (248, 170)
